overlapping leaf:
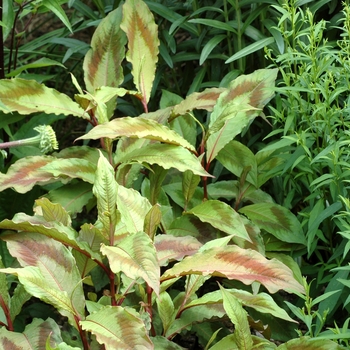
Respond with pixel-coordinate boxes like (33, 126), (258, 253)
(206, 69), (278, 164)
(84, 6), (127, 92)
(186, 200), (251, 242)
(0, 78), (85, 117)
(101, 231), (160, 295)
(0, 232), (85, 324)
(117, 143), (212, 177)
(155, 234), (202, 266)
(239, 203), (306, 245)
(0, 318), (63, 350)
(80, 306), (154, 350)
(93, 152), (118, 240)
(161, 245), (305, 294)
(78, 116), (195, 152)
(120, 0), (159, 104)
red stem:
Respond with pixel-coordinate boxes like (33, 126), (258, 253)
(146, 284), (156, 336)
(74, 314), (90, 350)
(0, 294), (13, 331)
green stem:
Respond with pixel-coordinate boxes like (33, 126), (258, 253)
(224, 0), (234, 71)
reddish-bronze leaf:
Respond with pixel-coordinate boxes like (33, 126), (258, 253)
(161, 245), (305, 294)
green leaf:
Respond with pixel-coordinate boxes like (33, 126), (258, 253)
(78, 116), (195, 152)
(0, 318), (64, 349)
(1, 233), (85, 323)
(239, 203), (306, 245)
(151, 336), (185, 350)
(154, 234), (202, 266)
(169, 113), (197, 147)
(162, 245), (305, 294)
(46, 182), (94, 217)
(34, 197), (71, 226)
(276, 337), (345, 350)
(80, 305), (154, 349)
(206, 69), (278, 164)
(84, 6), (127, 92)
(0, 78), (85, 117)
(42, 0), (73, 33)
(217, 141), (258, 187)
(225, 37), (275, 64)
(93, 152), (118, 240)
(144, 204), (162, 240)
(186, 200), (251, 242)
(101, 231), (160, 295)
(200, 35), (226, 65)
(121, 0), (159, 104)
(182, 170), (201, 210)
(220, 285), (253, 350)
(117, 143), (212, 177)
(156, 291), (175, 334)
(9, 284), (31, 325)
(6, 58), (66, 78)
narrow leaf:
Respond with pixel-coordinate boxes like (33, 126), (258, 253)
(220, 285), (253, 350)
(93, 152), (118, 240)
(186, 200), (251, 242)
(78, 116), (195, 152)
(161, 246), (305, 294)
(156, 291), (175, 333)
(42, 0), (73, 33)
(121, 0), (159, 104)
(144, 204), (162, 240)
(101, 231), (160, 295)
(239, 203), (306, 245)
(0, 78), (85, 117)
(80, 305), (154, 349)
(182, 170), (201, 209)
(84, 6), (127, 92)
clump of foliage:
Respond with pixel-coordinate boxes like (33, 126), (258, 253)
(0, 0), (349, 349)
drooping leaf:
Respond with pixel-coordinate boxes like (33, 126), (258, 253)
(117, 184), (152, 234)
(0, 206), (101, 262)
(41, 158), (96, 184)
(0, 318), (64, 350)
(120, 0), (159, 104)
(220, 285), (254, 350)
(0, 78), (85, 117)
(161, 245), (305, 294)
(186, 200), (251, 242)
(42, 0), (73, 33)
(155, 234), (202, 266)
(206, 69), (278, 164)
(117, 143), (212, 177)
(239, 203), (306, 245)
(2, 232), (85, 322)
(84, 6), (127, 92)
(78, 116), (195, 152)
(101, 231), (160, 295)
(93, 152), (118, 240)
(0, 155), (58, 193)
(172, 88), (225, 115)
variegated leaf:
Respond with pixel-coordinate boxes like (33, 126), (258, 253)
(101, 231), (160, 295)
(0, 78), (86, 117)
(161, 245), (305, 294)
(80, 306), (154, 350)
(78, 116), (195, 152)
(120, 0), (159, 105)
(84, 7), (127, 92)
